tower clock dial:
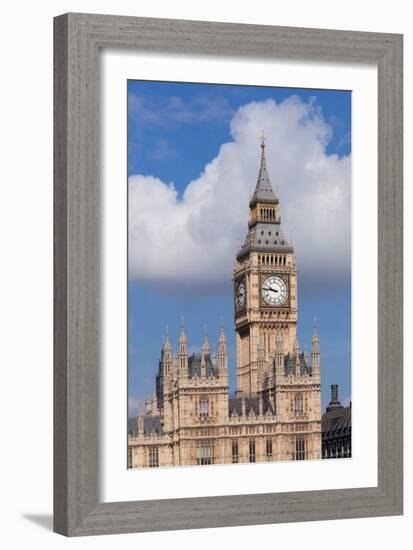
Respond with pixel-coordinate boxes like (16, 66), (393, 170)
(262, 275), (288, 306)
(236, 280), (246, 310)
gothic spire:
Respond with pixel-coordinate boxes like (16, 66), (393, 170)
(219, 319), (226, 344)
(312, 316), (320, 346)
(163, 325), (172, 351)
(179, 317), (187, 345)
(249, 133), (278, 207)
(202, 325), (210, 354)
(312, 316), (320, 355)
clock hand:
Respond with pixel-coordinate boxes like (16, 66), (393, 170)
(263, 286), (278, 293)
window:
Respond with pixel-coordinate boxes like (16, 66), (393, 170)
(232, 440), (239, 463)
(249, 439), (256, 463)
(128, 447), (133, 468)
(294, 437), (306, 460)
(266, 439), (273, 460)
(294, 393), (304, 415)
(197, 441), (213, 465)
(199, 397), (209, 418)
(148, 447), (159, 468)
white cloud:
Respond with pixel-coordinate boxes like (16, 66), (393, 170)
(128, 92), (234, 126)
(128, 97), (350, 294)
(146, 138), (177, 161)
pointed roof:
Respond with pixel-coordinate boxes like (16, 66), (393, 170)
(249, 135), (278, 207)
(237, 136), (293, 261)
(162, 326), (172, 351)
(219, 320), (226, 343)
(312, 316), (319, 339)
(179, 318), (187, 344)
(201, 325), (210, 354)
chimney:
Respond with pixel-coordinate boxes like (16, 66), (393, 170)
(326, 384), (343, 412)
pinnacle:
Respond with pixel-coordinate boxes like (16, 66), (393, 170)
(249, 137), (278, 207)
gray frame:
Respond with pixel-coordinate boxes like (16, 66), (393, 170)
(54, 13), (403, 536)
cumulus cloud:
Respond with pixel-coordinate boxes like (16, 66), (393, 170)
(128, 97), (350, 295)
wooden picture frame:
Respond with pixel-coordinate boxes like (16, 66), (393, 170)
(53, 13), (403, 536)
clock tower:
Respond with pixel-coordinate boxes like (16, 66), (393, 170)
(129, 134), (322, 468)
(234, 136), (298, 396)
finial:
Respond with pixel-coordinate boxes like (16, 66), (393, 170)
(163, 324), (171, 348)
(179, 316), (187, 345)
(203, 324), (209, 344)
(313, 315), (318, 336)
(260, 130), (266, 148)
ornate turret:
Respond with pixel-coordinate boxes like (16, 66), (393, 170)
(312, 317), (320, 376)
(218, 322), (228, 375)
(237, 134), (292, 261)
(202, 327), (210, 355)
(161, 327), (172, 374)
(178, 320), (188, 378)
(200, 327), (210, 377)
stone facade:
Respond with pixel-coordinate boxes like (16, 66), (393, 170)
(128, 138), (322, 468)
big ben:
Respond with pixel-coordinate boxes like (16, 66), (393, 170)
(129, 133), (322, 468)
(234, 134), (299, 396)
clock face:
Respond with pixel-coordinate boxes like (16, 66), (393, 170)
(261, 275), (288, 306)
(236, 280), (246, 309)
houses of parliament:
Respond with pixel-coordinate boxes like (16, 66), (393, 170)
(128, 137), (322, 468)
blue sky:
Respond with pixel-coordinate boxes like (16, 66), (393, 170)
(127, 80), (351, 413)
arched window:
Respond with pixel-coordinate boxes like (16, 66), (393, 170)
(294, 393), (304, 415)
(232, 440), (239, 463)
(294, 436), (306, 460)
(148, 447), (159, 467)
(249, 439), (256, 463)
(199, 397), (209, 418)
(266, 439), (273, 460)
